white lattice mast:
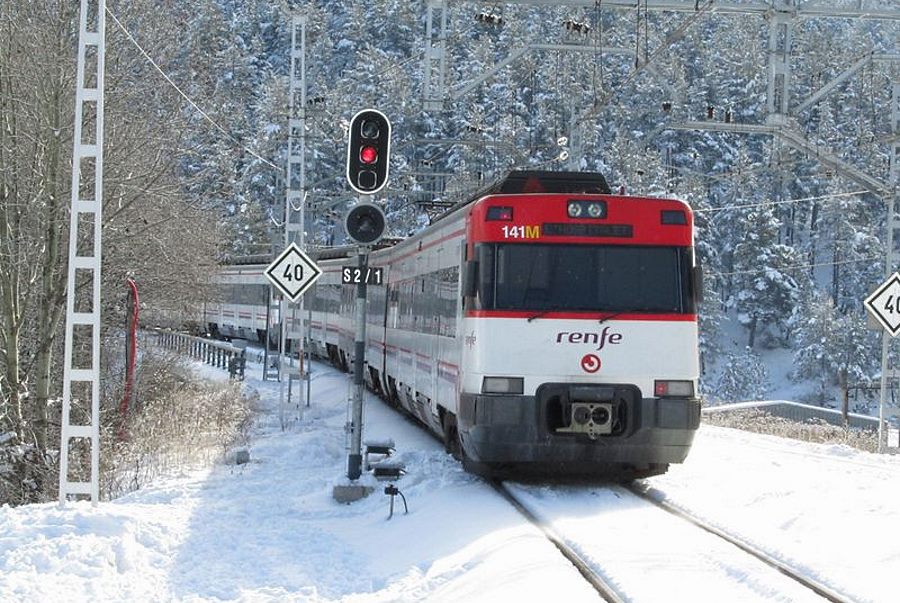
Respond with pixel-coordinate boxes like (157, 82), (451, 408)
(278, 14), (308, 425)
(59, 0), (106, 505)
(765, 3), (793, 120)
(423, 0), (448, 111)
(878, 81), (900, 453)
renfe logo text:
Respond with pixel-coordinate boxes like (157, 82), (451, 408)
(556, 326), (623, 351)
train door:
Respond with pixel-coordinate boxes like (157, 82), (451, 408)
(367, 271), (388, 394)
(416, 249), (441, 429)
(338, 280), (354, 371)
(385, 282), (400, 400)
(397, 278), (415, 409)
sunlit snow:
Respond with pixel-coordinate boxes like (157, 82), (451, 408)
(1, 357), (898, 602)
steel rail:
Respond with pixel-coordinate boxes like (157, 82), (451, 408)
(492, 481), (628, 603)
(626, 484), (854, 603)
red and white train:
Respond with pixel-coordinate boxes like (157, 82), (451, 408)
(209, 171), (703, 479)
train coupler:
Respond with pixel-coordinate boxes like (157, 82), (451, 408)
(557, 402), (614, 439)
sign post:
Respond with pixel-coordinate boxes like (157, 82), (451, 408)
(864, 272), (900, 453)
(265, 243), (322, 428)
(347, 249), (368, 480)
(265, 242), (323, 303)
(342, 110), (389, 486)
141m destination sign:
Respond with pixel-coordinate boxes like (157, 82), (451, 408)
(342, 266), (384, 285)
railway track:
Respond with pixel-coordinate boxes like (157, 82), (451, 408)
(494, 480), (855, 603)
(490, 480), (626, 603)
(626, 483), (852, 603)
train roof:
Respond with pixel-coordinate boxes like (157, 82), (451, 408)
(431, 170), (611, 224)
(490, 170), (611, 195)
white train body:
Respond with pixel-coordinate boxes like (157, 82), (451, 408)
(213, 171), (703, 478)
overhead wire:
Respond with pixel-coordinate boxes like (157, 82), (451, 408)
(709, 255), (883, 279)
(577, 0), (716, 126)
(419, 6), (594, 175)
(317, 12), (488, 115)
(694, 190), (870, 215)
(105, 7), (283, 172)
(694, 189), (886, 280)
(437, 2), (702, 178)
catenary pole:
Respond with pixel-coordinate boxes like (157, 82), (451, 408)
(59, 0), (107, 506)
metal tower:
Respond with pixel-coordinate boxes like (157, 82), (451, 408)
(59, 0), (106, 505)
(277, 14), (309, 426)
(423, 0), (449, 111)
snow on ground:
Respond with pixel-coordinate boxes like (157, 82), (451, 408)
(1, 355), (899, 602)
(650, 426), (900, 603)
(508, 484), (827, 603)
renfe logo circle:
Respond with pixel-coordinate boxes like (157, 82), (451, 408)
(580, 354), (602, 373)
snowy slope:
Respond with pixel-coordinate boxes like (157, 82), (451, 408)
(1, 358), (898, 602)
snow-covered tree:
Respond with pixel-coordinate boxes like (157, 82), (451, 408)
(792, 296), (878, 408)
(712, 349), (769, 402)
(732, 202), (805, 348)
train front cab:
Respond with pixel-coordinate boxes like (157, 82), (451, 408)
(454, 190), (703, 479)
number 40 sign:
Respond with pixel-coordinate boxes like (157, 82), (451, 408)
(865, 272), (900, 337)
(265, 242), (323, 303)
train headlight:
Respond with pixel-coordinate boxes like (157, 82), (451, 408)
(573, 406), (591, 425)
(567, 199), (607, 219)
(591, 406), (610, 425)
(482, 376), (524, 395)
(654, 380), (695, 398)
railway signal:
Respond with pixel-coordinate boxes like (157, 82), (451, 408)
(346, 109), (391, 195)
(344, 202), (386, 245)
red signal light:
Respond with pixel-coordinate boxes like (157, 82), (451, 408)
(360, 145), (378, 164)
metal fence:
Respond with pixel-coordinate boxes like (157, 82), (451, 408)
(153, 330), (246, 381)
(703, 400), (880, 431)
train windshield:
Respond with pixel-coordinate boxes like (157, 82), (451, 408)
(476, 243), (695, 314)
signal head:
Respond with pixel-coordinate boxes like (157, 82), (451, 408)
(347, 109), (391, 194)
(344, 202), (387, 245)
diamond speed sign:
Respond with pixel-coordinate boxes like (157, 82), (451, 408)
(864, 272), (900, 337)
(265, 243), (322, 302)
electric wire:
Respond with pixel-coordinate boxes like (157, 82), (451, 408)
(105, 7), (282, 172)
(577, 0), (715, 126)
(709, 255), (883, 279)
(694, 190), (870, 214)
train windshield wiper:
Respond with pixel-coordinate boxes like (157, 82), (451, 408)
(598, 308), (649, 324)
(527, 309), (553, 322)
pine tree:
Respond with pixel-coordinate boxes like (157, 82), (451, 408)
(792, 296), (878, 408)
(712, 349), (769, 403)
(732, 202), (805, 348)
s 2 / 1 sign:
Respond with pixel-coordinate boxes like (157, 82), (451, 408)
(342, 266), (384, 285)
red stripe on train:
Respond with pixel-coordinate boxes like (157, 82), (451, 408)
(465, 310), (696, 322)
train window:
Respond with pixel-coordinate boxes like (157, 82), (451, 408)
(436, 267), (459, 337)
(475, 244), (495, 309)
(482, 243), (693, 314)
(367, 281), (387, 324)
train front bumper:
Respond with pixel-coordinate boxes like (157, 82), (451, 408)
(458, 383), (700, 472)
